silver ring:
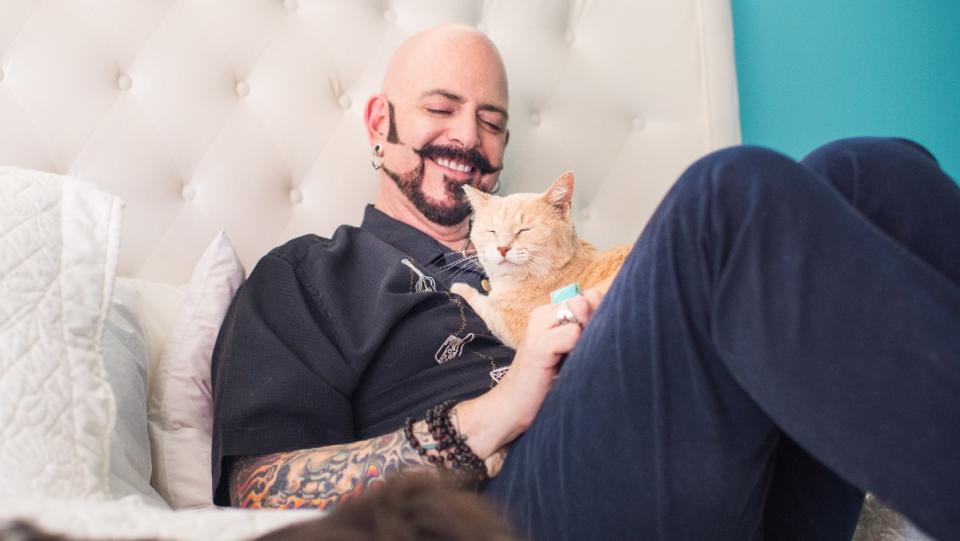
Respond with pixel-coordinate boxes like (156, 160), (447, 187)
(553, 301), (579, 327)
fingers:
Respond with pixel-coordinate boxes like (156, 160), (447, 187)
(529, 302), (562, 329)
(523, 304), (582, 357)
(556, 288), (605, 327)
(583, 288), (604, 310)
(563, 296), (591, 326)
(516, 288), (608, 364)
(548, 322), (581, 353)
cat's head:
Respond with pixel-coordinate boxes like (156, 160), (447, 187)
(462, 171), (578, 282)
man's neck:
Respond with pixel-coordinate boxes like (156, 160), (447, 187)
(374, 180), (470, 253)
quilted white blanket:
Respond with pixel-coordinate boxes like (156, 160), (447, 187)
(0, 167), (119, 499)
(0, 498), (317, 540)
(0, 168), (313, 540)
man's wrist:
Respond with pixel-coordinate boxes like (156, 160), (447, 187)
(453, 391), (525, 461)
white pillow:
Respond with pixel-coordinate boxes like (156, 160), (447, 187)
(125, 279), (186, 393)
(102, 278), (167, 506)
(146, 232), (245, 509)
(0, 168), (118, 499)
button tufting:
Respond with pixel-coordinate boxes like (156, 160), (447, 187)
(235, 81), (250, 97)
(117, 74), (132, 91)
(529, 112), (541, 126)
(564, 30), (576, 45)
(284, 0), (298, 12)
(337, 94), (352, 110)
(632, 116), (646, 131)
(383, 8), (396, 23)
(181, 184), (196, 201)
(289, 188), (303, 204)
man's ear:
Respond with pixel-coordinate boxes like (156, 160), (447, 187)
(543, 171), (574, 219)
(504, 129), (510, 148)
(364, 94), (389, 145)
(462, 184), (492, 209)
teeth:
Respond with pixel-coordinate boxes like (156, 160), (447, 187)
(436, 158), (473, 174)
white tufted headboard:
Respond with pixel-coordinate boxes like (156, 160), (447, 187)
(0, 0), (740, 284)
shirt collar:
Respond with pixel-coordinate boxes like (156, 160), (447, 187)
(360, 205), (487, 288)
(361, 205), (454, 267)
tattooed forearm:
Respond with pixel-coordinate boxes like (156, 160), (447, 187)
(230, 423), (439, 510)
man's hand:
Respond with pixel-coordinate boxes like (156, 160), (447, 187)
(456, 289), (605, 460)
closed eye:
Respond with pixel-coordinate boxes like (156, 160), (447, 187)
(517, 227), (532, 234)
(485, 229), (496, 234)
(427, 108), (453, 116)
(482, 120), (504, 133)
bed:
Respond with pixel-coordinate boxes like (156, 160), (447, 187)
(0, 1), (931, 539)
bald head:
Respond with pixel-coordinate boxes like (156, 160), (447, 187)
(366, 24), (510, 232)
(383, 24), (508, 107)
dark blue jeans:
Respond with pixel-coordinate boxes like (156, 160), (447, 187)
(483, 138), (960, 540)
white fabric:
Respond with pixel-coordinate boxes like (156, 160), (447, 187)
(125, 278), (187, 388)
(0, 166), (119, 499)
(0, 0), (741, 284)
(103, 278), (167, 506)
(148, 232), (246, 509)
(0, 498), (315, 541)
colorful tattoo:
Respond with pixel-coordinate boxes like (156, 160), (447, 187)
(230, 424), (437, 510)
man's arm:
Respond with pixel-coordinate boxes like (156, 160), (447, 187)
(230, 425), (429, 509)
(231, 293), (603, 510)
(230, 400), (510, 509)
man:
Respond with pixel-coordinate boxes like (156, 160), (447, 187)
(212, 24), (960, 540)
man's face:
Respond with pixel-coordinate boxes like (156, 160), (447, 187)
(378, 34), (509, 226)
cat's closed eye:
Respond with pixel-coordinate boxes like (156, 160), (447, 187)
(518, 228), (532, 234)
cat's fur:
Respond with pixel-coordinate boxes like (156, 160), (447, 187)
(451, 172), (629, 348)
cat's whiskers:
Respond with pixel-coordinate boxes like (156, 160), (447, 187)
(435, 256), (482, 277)
(522, 253), (552, 277)
(436, 252), (483, 272)
(444, 266), (474, 284)
(530, 262), (549, 278)
(434, 252), (486, 286)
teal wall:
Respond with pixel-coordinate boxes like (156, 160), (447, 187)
(730, 1), (960, 183)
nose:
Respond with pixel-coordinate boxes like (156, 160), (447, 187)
(448, 111), (480, 149)
(497, 246), (510, 257)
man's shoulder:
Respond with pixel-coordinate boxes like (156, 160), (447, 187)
(266, 225), (365, 266)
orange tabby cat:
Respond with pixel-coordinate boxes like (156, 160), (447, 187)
(450, 171), (629, 349)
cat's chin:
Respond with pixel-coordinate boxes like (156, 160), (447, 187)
(486, 263), (539, 283)
(486, 259), (522, 271)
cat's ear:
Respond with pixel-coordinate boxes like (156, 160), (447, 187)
(544, 171), (575, 219)
(462, 184), (492, 209)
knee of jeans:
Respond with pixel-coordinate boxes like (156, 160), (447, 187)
(677, 145), (801, 202)
(802, 137), (938, 174)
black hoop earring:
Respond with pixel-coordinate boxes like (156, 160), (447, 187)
(371, 144), (384, 170)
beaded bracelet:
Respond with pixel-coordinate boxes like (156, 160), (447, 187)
(403, 399), (490, 487)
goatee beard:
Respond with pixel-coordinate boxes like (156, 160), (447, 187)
(381, 103), (501, 226)
(383, 161), (474, 227)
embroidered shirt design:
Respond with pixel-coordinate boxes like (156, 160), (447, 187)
(435, 333), (476, 364)
(489, 366), (510, 385)
(401, 258), (436, 292)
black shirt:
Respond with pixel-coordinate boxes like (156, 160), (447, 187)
(210, 205), (514, 505)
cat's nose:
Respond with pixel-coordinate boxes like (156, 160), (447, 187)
(497, 246), (510, 257)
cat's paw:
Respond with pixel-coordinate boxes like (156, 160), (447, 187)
(450, 282), (475, 299)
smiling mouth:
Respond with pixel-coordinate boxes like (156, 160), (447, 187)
(431, 157), (476, 176)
